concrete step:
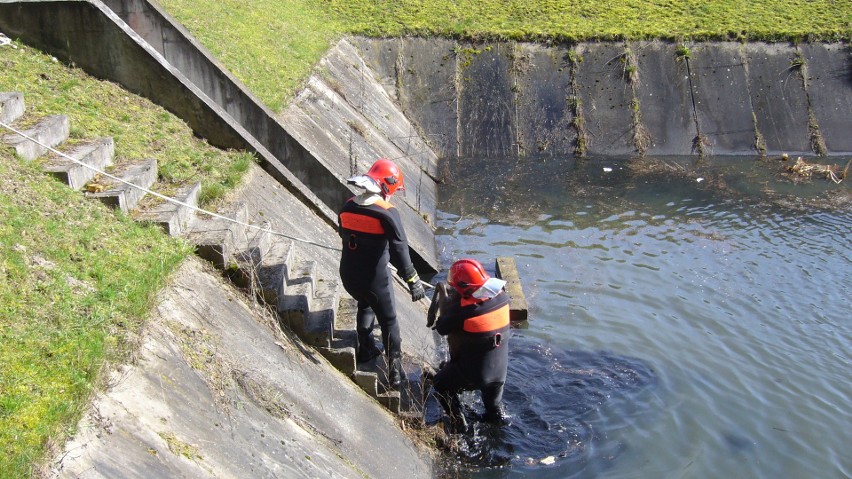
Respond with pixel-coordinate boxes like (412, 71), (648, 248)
(183, 201), (249, 269)
(43, 137), (115, 190)
(278, 282), (333, 348)
(227, 227), (273, 290)
(314, 279), (340, 329)
(3, 114), (69, 161)
(377, 391), (401, 414)
(0, 92), (24, 124)
(132, 182), (201, 237)
(351, 370), (379, 397)
(254, 239), (295, 306)
(319, 346), (357, 376)
(86, 158), (157, 214)
(287, 260), (317, 292)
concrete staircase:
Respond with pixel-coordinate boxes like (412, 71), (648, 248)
(0, 91), (401, 413)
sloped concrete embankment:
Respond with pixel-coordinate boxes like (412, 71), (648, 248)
(353, 38), (851, 158)
(55, 257), (434, 478)
(0, 0), (440, 274)
(1, 91), (438, 477)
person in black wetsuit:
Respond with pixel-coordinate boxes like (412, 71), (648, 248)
(338, 158), (425, 388)
(431, 258), (510, 432)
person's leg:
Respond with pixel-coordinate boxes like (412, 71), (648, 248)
(481, 382), (507, 424)
(364, 273), (403, 386)
(433, 362), (470, 433)
(355, 303), (382, 362)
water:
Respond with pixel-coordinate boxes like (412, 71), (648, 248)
(432, 155), (851, 478)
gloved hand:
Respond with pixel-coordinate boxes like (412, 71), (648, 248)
(409, 279), (426, 301)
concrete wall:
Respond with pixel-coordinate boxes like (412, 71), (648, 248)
(353, 38), (852, 158)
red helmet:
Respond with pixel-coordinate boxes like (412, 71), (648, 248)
(366, 159), (404, 197)
(448, 259), (490, 297)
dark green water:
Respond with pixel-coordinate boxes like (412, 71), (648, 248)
(433, 155), (851, 478)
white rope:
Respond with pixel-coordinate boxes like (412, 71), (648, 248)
(1, 120), (438, 288)
(0, 120), (341, 251)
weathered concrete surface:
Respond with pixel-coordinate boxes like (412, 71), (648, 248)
(800, 42), (852, 154)
(512, 43), (575, 156)
(53, 257), (435, 478)
(279, 39), (440, 272)
(688, 42), (758, 155)
(355, 38), (850, 158)
(634, 41), (697, 156)
(458, 43), (517, 157)
(575, 42), (636, 156)
(744, 42), (812, 155)
(352, 36), (461, 162)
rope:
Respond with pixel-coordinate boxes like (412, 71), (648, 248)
(1, 120), (438, 288)
(0, 120), (341, 251)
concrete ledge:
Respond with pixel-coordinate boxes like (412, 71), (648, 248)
(132, 181), (201, 236)
(495, 256), (529, 323)
(88, 157), (157, 213)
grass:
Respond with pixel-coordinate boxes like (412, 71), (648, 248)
(321, 0), (851, 42)
(155, 0), (345, 113)
(0, 43), (254, 477)
(154, 0), (850, 110)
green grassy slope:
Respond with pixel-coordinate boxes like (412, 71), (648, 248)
(0, 43), (253, 478)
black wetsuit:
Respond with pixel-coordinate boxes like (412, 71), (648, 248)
(433, 290), (511, 419)
(338, 195), (417, 358)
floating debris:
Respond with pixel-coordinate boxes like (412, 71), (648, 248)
(786, 157), (850, 184)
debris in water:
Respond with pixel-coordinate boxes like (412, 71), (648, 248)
(603, 167), (613, 172)
(696, 177), (705, 183)
(540, 456), (556, 465)
(786, 157), (850, 184)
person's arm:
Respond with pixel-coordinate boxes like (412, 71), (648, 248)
(434, 294), (463, 335)
(384, 207), (424, 300)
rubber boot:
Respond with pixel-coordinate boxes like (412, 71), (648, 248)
(356, 307), (382, 363)
(388, 353), (404, 389)
(483, 403), (508, 425)
(438, 392), (468, 434)
(356, 332), (383, 363)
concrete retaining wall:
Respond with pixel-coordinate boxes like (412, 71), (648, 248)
(353, 38), (851, 158)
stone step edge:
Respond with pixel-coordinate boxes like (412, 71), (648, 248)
(43, 137), (115, 190)
(3, 114), (69, 161)
(132, 181), (202, 237)
(86, 158), (158, 214)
